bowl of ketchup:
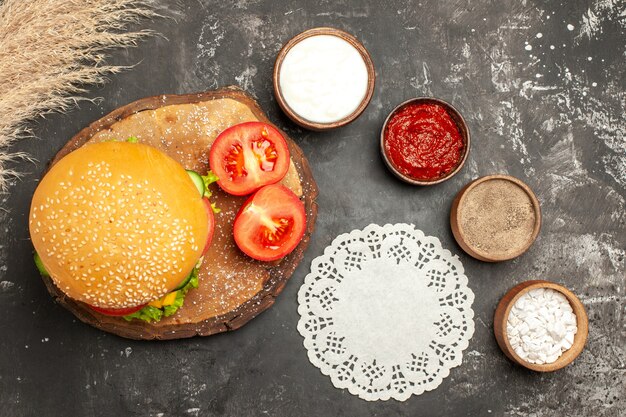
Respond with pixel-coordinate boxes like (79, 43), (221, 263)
(380, 97), (470, 185)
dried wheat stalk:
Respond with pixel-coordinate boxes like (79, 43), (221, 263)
(0, 0), (161, 192)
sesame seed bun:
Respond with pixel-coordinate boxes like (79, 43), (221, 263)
(29, 141), (209, 309)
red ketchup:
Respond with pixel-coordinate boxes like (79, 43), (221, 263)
(383, 103), (464, 180)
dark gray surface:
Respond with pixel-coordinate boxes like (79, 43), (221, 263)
(1, 1), (624, 416)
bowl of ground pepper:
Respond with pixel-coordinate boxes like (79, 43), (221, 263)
(450, 175), (541, 262)
(380, 97), (470, 185)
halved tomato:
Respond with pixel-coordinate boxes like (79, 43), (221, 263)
(209, 122), (290, 196)
(89, 304), (146, 316)
(201, 197), (216, 256)
(233, 184), (306, 261)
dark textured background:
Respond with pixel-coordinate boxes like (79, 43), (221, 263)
(1, 1), (624, 416)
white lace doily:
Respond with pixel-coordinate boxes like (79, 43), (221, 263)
(297, 223), (475, 401)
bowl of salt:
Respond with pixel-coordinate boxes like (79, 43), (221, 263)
(494, 280), (588, 372)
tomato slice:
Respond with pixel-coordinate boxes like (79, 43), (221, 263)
(210, 122), (290, 196)
(201, 197), (216, 256)
(89, 304), (146, 316)
(233, 184), (306, 261)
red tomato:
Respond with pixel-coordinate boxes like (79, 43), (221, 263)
(201, 197), (216, 256)
(209, 122), (290, 196)
(233, 184), (306, 261)
(89, 304), (145, 316)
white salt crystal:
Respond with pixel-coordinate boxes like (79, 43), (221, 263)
(506, 288), (578, 365)
(527, 317), (541, 328)
(549, 345), (562, 357)
(563, 311), (576, 325)
(547, 354), (560, 363)
(519, 322), (530, 335)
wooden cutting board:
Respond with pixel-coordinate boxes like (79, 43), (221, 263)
(40, 86), (319, 340)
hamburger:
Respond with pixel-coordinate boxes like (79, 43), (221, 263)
(28, 88), (319, 340)
(30, 139), (217, 322)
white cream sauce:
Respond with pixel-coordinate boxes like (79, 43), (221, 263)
(279, 34), (369, 124)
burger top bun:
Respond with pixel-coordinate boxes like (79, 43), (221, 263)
(29, 141), (210, 309)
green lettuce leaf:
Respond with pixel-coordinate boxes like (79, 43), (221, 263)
(201, 171), (221, 213)
(104, 136), (139, 143)
(201, 171), (219, 193)
(34, 252), (50, 277)
(123, 264), (200, 323)
(186, 266), (199, 289)
(123, 305), (163, 322)
(163, 291), (185, 317)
